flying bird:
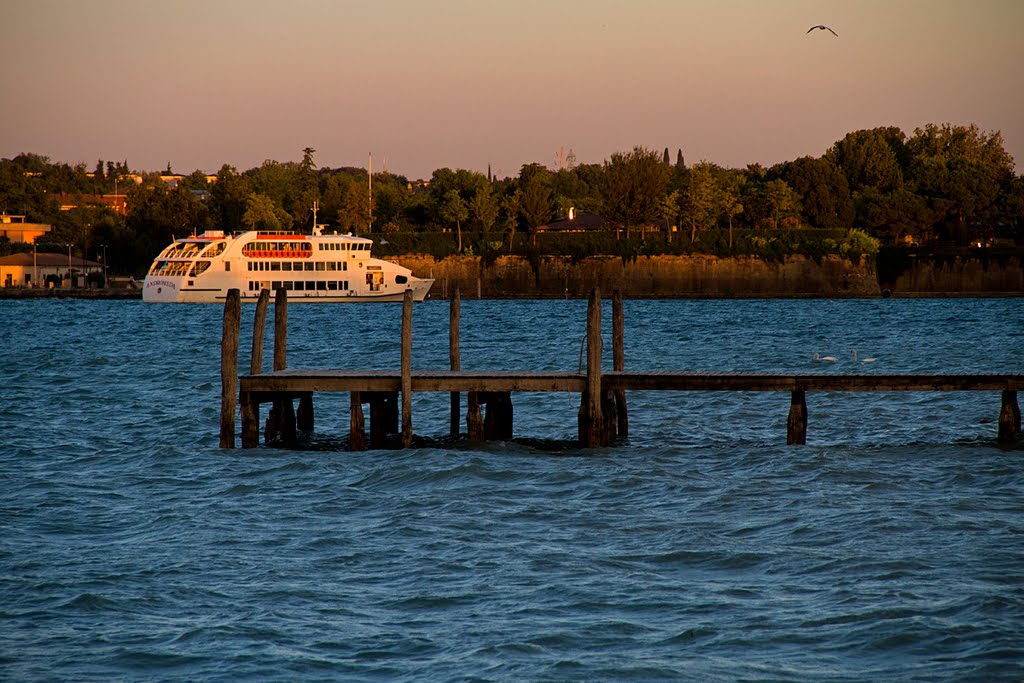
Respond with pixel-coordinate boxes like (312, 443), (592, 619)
(807, 24), (839, 37)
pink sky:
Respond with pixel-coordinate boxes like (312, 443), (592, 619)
(2, 0), (1022, 179)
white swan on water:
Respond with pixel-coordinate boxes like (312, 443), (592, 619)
(812, 353), (838, 362)
(852, 349), (877, 363)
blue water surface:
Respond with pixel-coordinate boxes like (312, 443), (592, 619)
(1, 297), (1022, 681)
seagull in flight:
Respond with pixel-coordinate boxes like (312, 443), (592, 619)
(807, 24), (839, 37)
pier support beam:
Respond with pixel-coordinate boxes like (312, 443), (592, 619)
(250, 289), (271, 375)
(219, 288), (241, 448)
(482, 392), (514, 441)
(787, 389), (808, 445)
(578, 288), (606, 447)
(241, 391), (259, 448)
(612, 289), (628, 438)
(998, 390), (1020, 445)
(449, 288), (461, 439)
(265, 289), (297, 446)
(467, 391), (484, 441)
(349, 391), (366, 451)
(297, 393), (314, 432)
(238, 289), (270, 449)
(401, 289), (414, 447)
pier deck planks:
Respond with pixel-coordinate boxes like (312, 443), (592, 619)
(240, 369), (1021, 398)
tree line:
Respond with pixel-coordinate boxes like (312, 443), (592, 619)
(1, 124), (1021, 276)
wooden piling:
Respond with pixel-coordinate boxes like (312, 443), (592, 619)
(999, 390), (1020, 444)
(450, 287), (461, 438)
(250, 289), (270, 375)
(297, 394), (314, 432)
(467, 391), (483, 441)
(349, 391), (366, 451)
(579, 287), (605, 447)
(269, 288), (296, 445)
(612, 289), (628, 437)
(482, 392), (513, 440)
(240, 289), (270, 448)
(787, 389), (808, 445)
(240, 391), (259, 448)
(401, 289), (414, 447)
(274, 288), (288, 371)
(219, 288), (241, 448)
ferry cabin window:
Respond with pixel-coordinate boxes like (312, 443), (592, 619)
(282, 262), (292, 272)
(225, 262), (230, 272)
(395, 275), (408, 284)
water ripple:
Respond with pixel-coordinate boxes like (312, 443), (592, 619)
(1, 299), (1021, 681)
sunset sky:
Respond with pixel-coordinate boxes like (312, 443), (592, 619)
(2, 0), (1022, 179)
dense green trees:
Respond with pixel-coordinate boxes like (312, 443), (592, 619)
(601, 147), (668, 239)
(1, 122), (1021, 275)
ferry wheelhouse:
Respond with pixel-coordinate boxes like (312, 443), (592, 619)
(143, 229), (433, 303)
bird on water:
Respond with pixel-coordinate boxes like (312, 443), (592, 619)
(807, 24), (839, 36)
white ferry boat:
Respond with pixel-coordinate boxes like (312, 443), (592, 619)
(143, 229), (433, 303)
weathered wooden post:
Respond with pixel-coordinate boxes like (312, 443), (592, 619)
(401, 289), (414, 447)
(349, 391), (366, 451)
(467, 392), (484, 441)
(998, 390), (1020, 445)
(449, 287), (461, 438)
(219, 288), (241, 448)
(240, 394), (259, 448)
(240, 288), (270, 449)
(612, 289), (628, 438)
(482, 392), (513, 440)
(787, 389), (808, 445)
(266, 288), (296, 445)
(297, 394), (314, 433)
(274, 288), (288, 370)
(250, 289), (270, 375)
(578, 287), (605, 447)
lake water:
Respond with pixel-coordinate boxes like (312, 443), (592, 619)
(2, 297), (1022, 681)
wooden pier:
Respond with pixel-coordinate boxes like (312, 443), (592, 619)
(219, 288), (1022, 450)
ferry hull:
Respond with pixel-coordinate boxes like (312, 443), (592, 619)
(143, 278), (434, 303)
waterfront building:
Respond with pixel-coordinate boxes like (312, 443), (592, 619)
(0, 252), (103, 288)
